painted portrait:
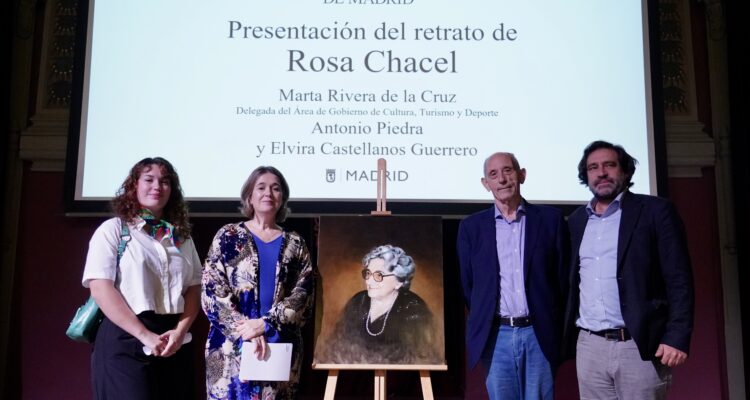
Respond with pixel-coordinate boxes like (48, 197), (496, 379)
(313, 216), (446, 368)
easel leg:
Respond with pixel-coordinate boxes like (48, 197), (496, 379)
(419, 370), (435, 400)
(324, 370), (339, 400)
(374, 369), (386, 400)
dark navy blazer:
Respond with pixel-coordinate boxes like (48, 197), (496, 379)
(562, 191), (694, 361)
(457, 201), (569, 369)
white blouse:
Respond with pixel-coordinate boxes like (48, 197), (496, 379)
(82, 217), (202, 315)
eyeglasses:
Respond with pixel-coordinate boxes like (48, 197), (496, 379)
(361, 270), (395, 282)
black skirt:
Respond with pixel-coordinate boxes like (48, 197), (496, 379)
(91, 311), (194, 400)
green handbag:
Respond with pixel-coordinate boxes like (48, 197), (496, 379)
(66, 222), (130, 343)
(65, 296), (104, 343)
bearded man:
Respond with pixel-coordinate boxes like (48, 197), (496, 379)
(562, 140), (694, 400)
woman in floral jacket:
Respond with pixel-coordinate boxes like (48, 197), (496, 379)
(202, 166), (315, 400)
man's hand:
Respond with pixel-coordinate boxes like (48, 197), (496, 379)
(655, 343), (687, 367)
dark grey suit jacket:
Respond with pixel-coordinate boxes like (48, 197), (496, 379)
(562, 191), (694, 361)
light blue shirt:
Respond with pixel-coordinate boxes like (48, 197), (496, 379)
(494, 203), (528, 318)
(576, 192), (626, 331)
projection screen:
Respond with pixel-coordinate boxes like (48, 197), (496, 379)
(66, 0), (661, 214)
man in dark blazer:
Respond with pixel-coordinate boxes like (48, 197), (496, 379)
(563, 140), (694, 399)
(457, 152), (569, 400)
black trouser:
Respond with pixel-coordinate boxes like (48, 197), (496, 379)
(91, 312), (194, 400)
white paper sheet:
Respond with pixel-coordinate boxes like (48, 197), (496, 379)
(239, 342), (293, 382)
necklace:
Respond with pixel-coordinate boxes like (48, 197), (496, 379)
(366, 293), (398, 337)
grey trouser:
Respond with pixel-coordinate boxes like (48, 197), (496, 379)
(576, 329), (672, 400)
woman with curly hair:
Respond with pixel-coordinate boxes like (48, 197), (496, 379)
(202, 166), (315, 399)
(81, 157), (202, 399)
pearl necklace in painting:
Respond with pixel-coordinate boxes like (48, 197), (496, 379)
(366, 292), (399, 337)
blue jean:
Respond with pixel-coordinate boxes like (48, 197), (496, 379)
(480, 325), (553, 400)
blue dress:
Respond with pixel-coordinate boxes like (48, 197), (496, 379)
(255, 233), (282, 343)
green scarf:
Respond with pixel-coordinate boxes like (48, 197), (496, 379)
(139, 209), (179, 246)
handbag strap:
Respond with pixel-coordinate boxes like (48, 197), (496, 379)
(117, 221), (131, 265)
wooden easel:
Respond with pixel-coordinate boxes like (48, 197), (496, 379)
(317, 364), (447, 400)
(370, 158), (391, 216)
(316, 158), (447, 399)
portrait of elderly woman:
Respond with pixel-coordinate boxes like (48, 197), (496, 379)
(319, 243), (442, 365)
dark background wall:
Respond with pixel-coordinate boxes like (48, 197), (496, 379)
(725, 0), (750, 393)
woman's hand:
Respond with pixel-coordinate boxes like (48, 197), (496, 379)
(251, 335), (267, 360)
(158, 329), (187, 357)
(239, 334), (268, 383)
(236, 318), (266, 341)
(138, 331), (167, 356)
(236, 318), (268, 360)
(157, 284), (200, 357)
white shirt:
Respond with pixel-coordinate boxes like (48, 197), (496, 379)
(82, 217), (202, 315)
